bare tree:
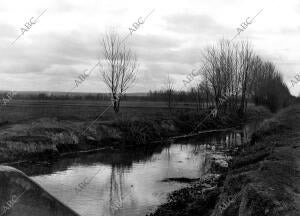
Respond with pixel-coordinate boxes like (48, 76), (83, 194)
(101, 30), (138, 113)
(238, 41), (253, 115)
(164, 74), (175, 112)
(200, 40), (235, 113)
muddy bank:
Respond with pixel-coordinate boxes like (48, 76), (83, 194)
(149, 174), (223, 216)
(146, 152), (231, 216)
(147, 105), (299, 216)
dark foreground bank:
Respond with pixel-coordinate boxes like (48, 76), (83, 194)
(147, 105), (300, 216)
(0, 166), (80, 216)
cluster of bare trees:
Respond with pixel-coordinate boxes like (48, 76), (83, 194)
(190, 39), (291, 114)
(149, 39), (292, 114)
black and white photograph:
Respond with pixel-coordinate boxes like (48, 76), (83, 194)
(0, 0), (299, 216)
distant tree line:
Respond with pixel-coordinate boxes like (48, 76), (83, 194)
(11, 93), (111, 101)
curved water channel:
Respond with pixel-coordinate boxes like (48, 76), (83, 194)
(11, 121), (259, 216)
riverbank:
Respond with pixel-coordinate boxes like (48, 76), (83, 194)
(147, 104), (299, 216)
(0, 105), (270, 164)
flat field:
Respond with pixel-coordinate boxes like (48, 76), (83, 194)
(0, 99), (199, 124)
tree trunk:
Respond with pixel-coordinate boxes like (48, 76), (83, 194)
(239, 65), (248, 116)
(112, 94), (120, 113)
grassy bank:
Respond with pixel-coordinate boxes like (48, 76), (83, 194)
(213, 105), (299, 216)
(0, 105), (269, 164)
(147, 105), (299, 216)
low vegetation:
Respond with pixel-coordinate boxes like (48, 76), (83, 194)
(148, 105), (300, 216)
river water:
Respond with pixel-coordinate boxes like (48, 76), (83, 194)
(12, 122), (259, 216)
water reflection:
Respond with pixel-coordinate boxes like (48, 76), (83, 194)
(9, 122), (257, 216)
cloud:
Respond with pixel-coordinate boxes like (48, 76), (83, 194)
(0, 23), (17, 39)
(0, 30), (100, 75)
(0, 0), (298, 96)
(164, 13), (232, 36)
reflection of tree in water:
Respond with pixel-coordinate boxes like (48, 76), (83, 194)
(189, 144), (210, 174)
(107, 164), (134, 216)
(200, 151), (210, 174)
(109, 165), (123, 213)
(187, 122), (257, 153)
(184, 127), (253, 176)
(166, 147), (171, 178)
(224, 126), (251, 147)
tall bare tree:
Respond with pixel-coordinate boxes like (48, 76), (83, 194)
(238, 41), (253, 115)
(101, 30), (138, 113)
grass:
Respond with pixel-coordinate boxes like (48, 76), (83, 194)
(0, 99), (270, 165)
(0, 99), (198, 124)
(214, 105), (300, 216)
(147, 104), (299, 216)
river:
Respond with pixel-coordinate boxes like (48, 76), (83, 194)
(11, 122), (259, 216)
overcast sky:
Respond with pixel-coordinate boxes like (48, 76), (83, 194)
(0, 0), (299, 96)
